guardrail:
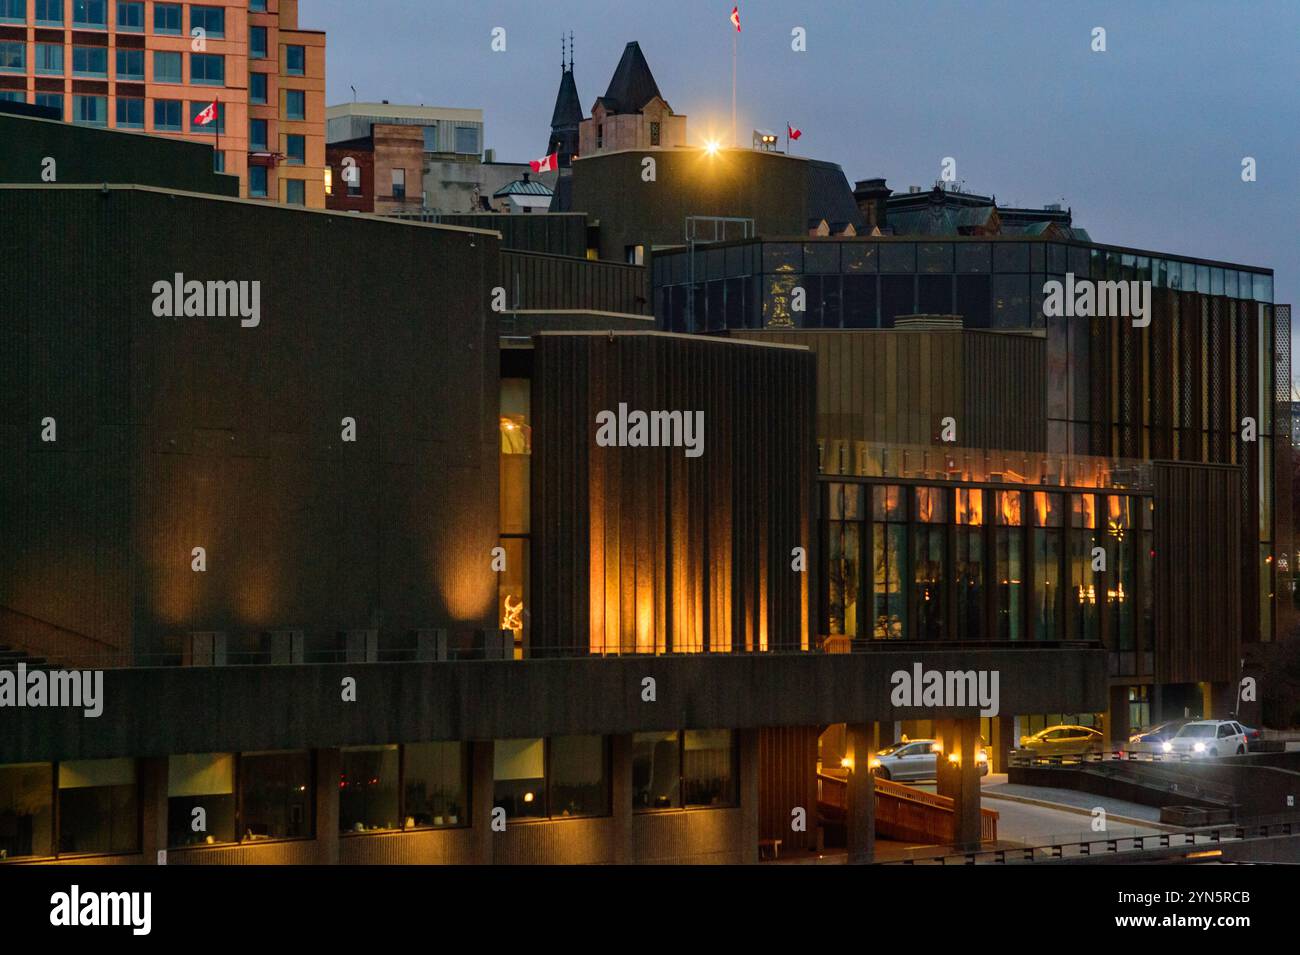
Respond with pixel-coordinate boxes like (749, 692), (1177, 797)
(884, 819), (1298, 865)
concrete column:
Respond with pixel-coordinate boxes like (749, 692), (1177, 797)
(845, 722), (875, 864)
(315, 748), (340, 864)
(610, 734), (633, 863)
(139, 757), (168, 864)
(988, 714), (1015, 773)
(739, 728), (760, 864)
(934, 717), (981, 852)
(472, 740), (494, 865)
(1105, 684), (1132, 744)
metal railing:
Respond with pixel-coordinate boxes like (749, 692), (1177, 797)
(884, 817), (1298, 865)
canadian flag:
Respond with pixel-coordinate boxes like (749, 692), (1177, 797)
(730, 5), (740, 31)
(193, 98), (219, 126)
(529, 152), (558, 174)
(787, 123), (802, 141)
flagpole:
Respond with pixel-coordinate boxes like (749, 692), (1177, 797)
(731, 33), (737, 147)
(214, 97), (220, 171)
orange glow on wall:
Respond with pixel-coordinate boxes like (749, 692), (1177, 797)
(997, 491), (1021, 526)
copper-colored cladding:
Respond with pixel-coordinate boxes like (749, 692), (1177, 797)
(529, 332), (815, 656)
(1154, 462), (1242, 683)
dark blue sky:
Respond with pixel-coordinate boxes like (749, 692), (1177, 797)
(312, 0), (1299, 359)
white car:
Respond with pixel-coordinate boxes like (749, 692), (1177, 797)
(1161, 720), (1249, 758)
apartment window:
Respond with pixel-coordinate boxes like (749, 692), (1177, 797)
(248, 165), (268, 197)
(115, 47), (143, 79)
(596, 123), (603, 148)
(285, 133), (304, 165)
(0, 763), (53, 860)
(190, 52), (223, 85)
(72, 45), (108, 76)
(391, 167), (405, 199)
(340, 746), (399, 833)
(189, 100), (223, 132)
(115, 96), (143, 128)
(154, 50), (182, 83)
(153, 1), (180, 33)
(346, 163), (361, 196)
(249, 72), (267, 104)
(238, 751), (312, 840)
(73, 0), (107, 28)
(153, 98), (182, 131)
(35, 43), (63, 75)
(249, 0), (265, 9)
(57, 759), (139, 856)
(0, 90), (23, 102)
(284, 178), (304, 205)
(249, 117), (267, 150)
(249, 25), (267, 58)
(167, 753), (236, 847)
(0, 40), (23, 72)
(190, 4), (224, 38)
(34, 0), (60, 25)
(212, 149), (223, 172)
(72, 94), (107, 126)
(116, 0), (144, 31)
(0, 0), (24, 24)
(650, 121), (660, 146)
(35, 92), (63, 117)
(284, 88), (305, 120)
(285, 44), (305, 75)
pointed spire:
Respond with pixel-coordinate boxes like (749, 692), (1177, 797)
(569, 31), (574, 71)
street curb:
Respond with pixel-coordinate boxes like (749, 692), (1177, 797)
(980, 789), (1181, 832)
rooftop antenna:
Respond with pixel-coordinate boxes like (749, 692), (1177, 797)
(350, 84), (356, 102)
(570, 31), (574, 70)
(561, 34), (565, 72)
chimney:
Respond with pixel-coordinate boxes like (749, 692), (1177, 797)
(522, 171), (530, 183)
(853, 178), (892, 232)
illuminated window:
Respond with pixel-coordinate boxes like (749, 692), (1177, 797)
(57, 758), (138, 855)
(0, 763), (53, 859)
(167, 753), (236, 847)
(238, 750), (312, 841)
(493, 738), (546, 819)
(403, 742), (468, 829)
(339, 746), (399, 833)
(872, 485), (907, 639)
(632, 730), (736, 812)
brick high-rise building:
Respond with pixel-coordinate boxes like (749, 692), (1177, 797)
(0, 0), (325, 206)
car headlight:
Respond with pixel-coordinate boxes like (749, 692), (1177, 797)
(1128, 735), (1141, 743)
(1161, 741), (1173, 753)
(976, 751), (988, 763)
(868, 757), (881, 769)
(1193, 742), (1205, 753)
